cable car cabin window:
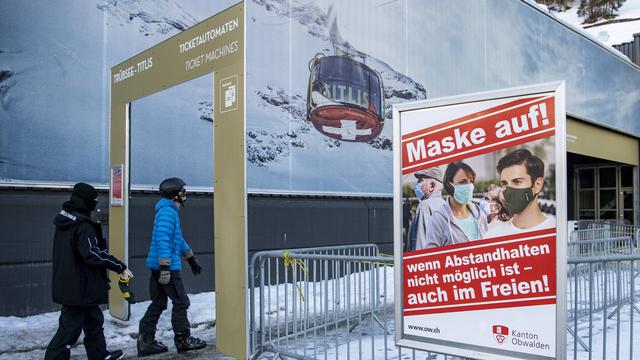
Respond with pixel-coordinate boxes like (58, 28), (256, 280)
(368, 70), (382, 115)
(314, 57), (382, 116)
(319, 57), (368, 86)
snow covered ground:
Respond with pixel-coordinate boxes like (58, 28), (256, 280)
(1, 266), (638, 360)
(567, 300), (640, 360)
(0, 292), (230, 359)
(537, 0), (640, 47)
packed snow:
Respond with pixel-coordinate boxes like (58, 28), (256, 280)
(0, 292), (219, 359)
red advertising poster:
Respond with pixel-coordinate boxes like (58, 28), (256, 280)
(111, 164), (123, 206)
(393, 83), (566, 360)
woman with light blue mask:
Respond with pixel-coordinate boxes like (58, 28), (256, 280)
(423, 161), (488, 248)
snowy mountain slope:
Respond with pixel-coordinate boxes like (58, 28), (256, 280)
(0, 1), (234, 185)
(246, 0), (426, 193)
(248, 86), (308, 167)
(539, 0), (640, 46)
(96, 0), (199, 36)
(0, 2), (110, 182)
(0, 68), (14, 110)
(2, 0), (637, 191)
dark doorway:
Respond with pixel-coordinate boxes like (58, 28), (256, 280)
(568, 153), (636, 224)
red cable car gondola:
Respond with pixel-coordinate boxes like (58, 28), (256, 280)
(307, 55), (384, 142)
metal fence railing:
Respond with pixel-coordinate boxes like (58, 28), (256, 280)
(248, 244), (387, 359)
(567, 237), (638, 322)
(567, 236), (636, 258)
(249, 242), (640, 360)
(567, 255), (639, 360)
(571, 221), (639, 247)
(566, 221), (640, 359)
(249, 245), (404, 359)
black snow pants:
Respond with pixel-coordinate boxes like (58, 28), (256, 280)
(44, 305), (109, 360)
(139, 270), (191, 338)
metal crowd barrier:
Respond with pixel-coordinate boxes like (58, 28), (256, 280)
(568, 223), (640, 318)
(566, 222), (640, 359)
(567, 236), (636, 258)
(249, 244), (398, 359)
(571, 222), (639, 247)
(249, 246), (460, 359)
(567, 237), (637, 321)
(249, 243), (640, 360)
(567, 254), (640, 360)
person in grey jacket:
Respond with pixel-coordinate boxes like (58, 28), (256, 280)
(423, 161), (488, 248)
(410, 167), (446, 251)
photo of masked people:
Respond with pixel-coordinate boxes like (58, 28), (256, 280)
(479, 184), (511, 224)
(485, 148), (556, 237)
(407, 167), (446, 251)
(423, 161), (488, 248)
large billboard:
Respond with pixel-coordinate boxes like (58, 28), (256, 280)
(1, 1), (639, 194)
(0, 0), (237, 187)
(244, 0), (639, 195)
(393, 82), (567, 359)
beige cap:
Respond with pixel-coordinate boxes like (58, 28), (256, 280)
(414, 167), (443, 182)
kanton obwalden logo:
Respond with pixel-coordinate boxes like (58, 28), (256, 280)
(492, 325), (509, 344)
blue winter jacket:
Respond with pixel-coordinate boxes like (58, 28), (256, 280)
(146, 198), (191, 271)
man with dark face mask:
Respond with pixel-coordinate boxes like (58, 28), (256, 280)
(485, 148), (556, 238)
(45, 183), (133, 360)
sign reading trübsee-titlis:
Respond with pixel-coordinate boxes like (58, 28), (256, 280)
(111, 17), (240, 86)
(394, 82), (566, 359)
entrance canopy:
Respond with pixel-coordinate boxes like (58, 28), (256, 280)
(567, 118), (639, 166)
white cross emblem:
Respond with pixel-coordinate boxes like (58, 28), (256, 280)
(322, 120), (372, 141)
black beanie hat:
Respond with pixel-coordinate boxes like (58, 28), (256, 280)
(71, 182), (99, 211)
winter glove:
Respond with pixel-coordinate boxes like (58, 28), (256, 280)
(118, 276), (136, 303)
(187, 256), (202, 275)
(158, 265), (171, 285)
(121, 268), (134, 280)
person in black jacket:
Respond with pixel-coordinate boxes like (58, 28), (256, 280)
(45, 183), (133, 360)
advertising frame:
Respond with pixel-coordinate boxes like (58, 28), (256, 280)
(109, 164), (124, 207)
(109, 2), (247, 357)
(393, 82), (567, 359)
